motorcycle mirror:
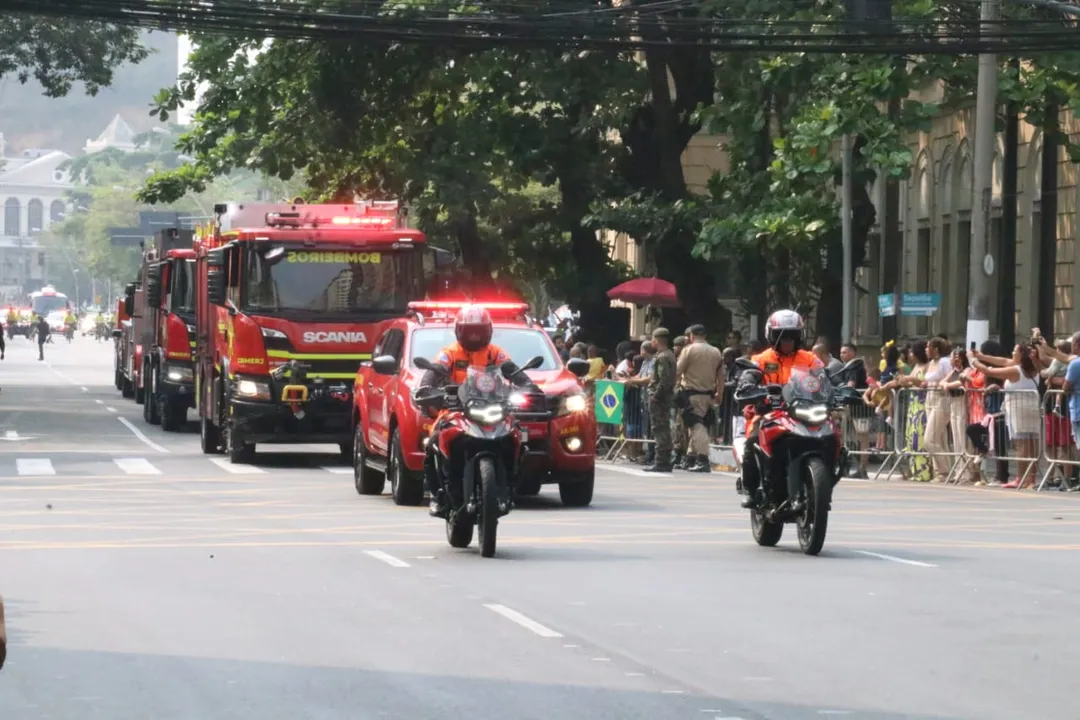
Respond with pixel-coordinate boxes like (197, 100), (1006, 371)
(500, 360), (522, 379)
(413, 356), (435, 371)
(566, 358), (590, 378)
(111, 329), (122, 339)
(522, 355), (544, 371)
(735, 357), (758, 371)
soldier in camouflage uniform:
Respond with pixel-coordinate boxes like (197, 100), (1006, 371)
(646, 327), (677, 473)
(671, 335), (690, 468)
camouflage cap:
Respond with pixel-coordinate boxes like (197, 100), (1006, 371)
(651, 327), (670, 339)
(673, 335), (688, 347)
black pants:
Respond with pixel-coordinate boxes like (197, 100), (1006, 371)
(37, 340), (45, 360)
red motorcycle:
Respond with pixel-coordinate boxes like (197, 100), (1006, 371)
(413, 356), (544, 558)
(733, 358), (864, 555)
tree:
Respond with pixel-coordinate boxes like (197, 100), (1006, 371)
(0, 18), (147, 97)
(138, 28), (645, 345)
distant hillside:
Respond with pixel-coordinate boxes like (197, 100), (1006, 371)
(0, 30), (178, 155)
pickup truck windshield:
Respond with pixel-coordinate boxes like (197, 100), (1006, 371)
(410, 327), (562, 371)
(242, 249), (424, 315)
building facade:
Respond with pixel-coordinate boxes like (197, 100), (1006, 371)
(0, 136), (72, 304)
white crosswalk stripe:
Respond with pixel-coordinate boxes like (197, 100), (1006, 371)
(321, 466), (353, 474)
(114, 458), (162, 475)
(209, 458), (267, 474)
(16, 458), (55, 476)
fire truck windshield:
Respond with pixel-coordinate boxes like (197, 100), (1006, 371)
(242, 248), (424, 317)
(171, 259), (195, 314)
(32, 294), (67, 315)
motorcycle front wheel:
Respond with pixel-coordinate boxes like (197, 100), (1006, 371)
(797, 456), (832, 556)
(477, 456), (500, 558)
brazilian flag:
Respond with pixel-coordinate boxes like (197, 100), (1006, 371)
(594, 380), (623, 425)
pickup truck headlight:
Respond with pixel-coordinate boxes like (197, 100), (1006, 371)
(558, 392), (587, 415)
(165, 364), (193, 383)
(235, 378), (271, 401)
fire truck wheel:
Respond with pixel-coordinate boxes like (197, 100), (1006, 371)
(353, 422), (385, 496)
(114, 368), (123, 390)
(389, 429), (425, 506)
(225, 423), (256, 464)
(200, 416), (221, 454)
(143, 366), (160, 425)
(159, 395), (186, 431)
(134, 381), (145, 405)
(121, 377), (134, 399)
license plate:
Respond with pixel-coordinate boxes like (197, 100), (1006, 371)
(520, 428), (529, 443)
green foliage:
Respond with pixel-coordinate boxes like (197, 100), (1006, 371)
(0, 18), (148, 98)
(139, 29), (645, 312)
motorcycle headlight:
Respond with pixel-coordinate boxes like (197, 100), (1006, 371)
(793, 405), (829, 425)
(467, 404), (505, 424)
(560, 392), (587, 415)
(235, 378), (271, 401)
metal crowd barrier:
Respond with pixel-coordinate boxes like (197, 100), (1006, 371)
(592, 376), (1076, 492)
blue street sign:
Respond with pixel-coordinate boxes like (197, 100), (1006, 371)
(877, 293), (896, 317)
(900, 292), (941, 317)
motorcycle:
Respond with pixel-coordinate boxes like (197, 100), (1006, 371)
(412, 356), (544, 558)
(64, 325), (74, 342)
(733, 357), (864, 556)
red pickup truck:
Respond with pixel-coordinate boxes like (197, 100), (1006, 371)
(350, 300), (597, 507)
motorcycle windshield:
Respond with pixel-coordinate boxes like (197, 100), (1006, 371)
(782, 367), (834, 406)
(458, 365), (512, 407)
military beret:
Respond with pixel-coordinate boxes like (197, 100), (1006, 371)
(651, 327), (670, 338)
(687, 324), (707, 336)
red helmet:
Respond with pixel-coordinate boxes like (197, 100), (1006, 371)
(455, 304), (493, 352)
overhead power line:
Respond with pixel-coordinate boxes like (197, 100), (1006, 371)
(4, 0), (1080, 54)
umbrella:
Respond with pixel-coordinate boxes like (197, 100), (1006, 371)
(606, 277), (680, 308)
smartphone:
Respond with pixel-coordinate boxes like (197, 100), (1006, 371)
(970, 341), (976, 351)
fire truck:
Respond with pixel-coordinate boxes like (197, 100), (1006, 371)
(112, 296), (130, 391)
(193, 200), (428, 463)
(137, 228), (198, 431)
(116, 277), (146, 401)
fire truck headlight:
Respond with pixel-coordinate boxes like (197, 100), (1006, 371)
(165, 364), (193, 383)
(261, 327), (287, 339)
(559, 392), (587, 415)
(236, 379), (271, 401)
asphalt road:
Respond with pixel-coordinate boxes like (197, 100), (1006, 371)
(1, 335), (1078, 719)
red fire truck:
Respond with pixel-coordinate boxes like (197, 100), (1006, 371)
(193, 200), (428, 463)
(138, 229), (198, 431)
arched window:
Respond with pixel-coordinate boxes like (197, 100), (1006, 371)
(4, 198), (19, 237)
(49, 199), (65, 224)
(27, 199), (43, 235)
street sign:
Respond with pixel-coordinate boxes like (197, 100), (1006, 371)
(877, 293), (896, 317)
(900, 292), (941, 317)
(594, 380), (623, 425)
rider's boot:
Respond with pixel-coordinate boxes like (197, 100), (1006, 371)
(424, 450), (448, 518)
(688, 454), (711, 473)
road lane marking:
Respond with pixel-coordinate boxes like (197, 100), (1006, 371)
(855, 550), (937, 568)
(106, 407), (118, 413)
(363, 550), (411, 568)
(209, 458), (266, 474)
(117, 418), (169, 454)
(81, 386), (89, 393)
(16, 459), (55, 476)
(95, 399), (104, 405)
(114, 458), (161, 476)
(322, 466), (352, 474)
(483, 603), (563, 638)
(4, 431), (16, 440)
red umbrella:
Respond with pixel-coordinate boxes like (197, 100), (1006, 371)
(606, 277), (680, 308)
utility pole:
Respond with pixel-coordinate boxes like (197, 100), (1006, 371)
(966, 0), (1000, 350)
(841, 133), (854, 343)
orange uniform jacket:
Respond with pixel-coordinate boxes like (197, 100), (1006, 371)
(434, 342), (510, 385)
(744, 347), (822, 434)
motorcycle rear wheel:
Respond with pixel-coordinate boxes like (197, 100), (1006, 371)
(797, 456), (832, 556)
(477, 456), (499, 558)
(446, 511), (474, 548)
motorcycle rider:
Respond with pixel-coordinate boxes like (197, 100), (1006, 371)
(63, 309), (77, 340)
(734, 309), (821, 509)
(418, 305), (510, 518)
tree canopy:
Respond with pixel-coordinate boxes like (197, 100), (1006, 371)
(0, 18), (148, 97)
(137, 0), (1080, 344)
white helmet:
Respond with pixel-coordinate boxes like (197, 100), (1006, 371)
(765, 309), (805, 353)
